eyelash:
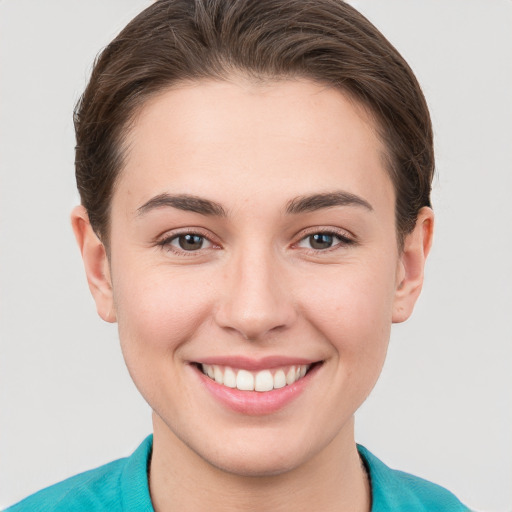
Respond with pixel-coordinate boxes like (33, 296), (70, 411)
(294, 228), (356, 253)
(156, 229), (219, 256)
(156, 228), (356, 255)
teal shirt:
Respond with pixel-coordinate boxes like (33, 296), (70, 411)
(5, 436), (470, 511)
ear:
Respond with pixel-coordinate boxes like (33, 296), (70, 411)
(392, 207), (434, 323)
(71, 205), (116, 323)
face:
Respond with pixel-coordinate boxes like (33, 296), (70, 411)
(74, 77), (432, 477)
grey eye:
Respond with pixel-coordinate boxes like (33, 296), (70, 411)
(297, 231), (353, 251)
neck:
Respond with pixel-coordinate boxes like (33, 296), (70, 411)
(149, 413), (371, 512)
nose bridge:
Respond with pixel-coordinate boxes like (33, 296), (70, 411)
(215, 241), (295, 340)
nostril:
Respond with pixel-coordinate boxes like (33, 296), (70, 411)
(213, 264), (298, 341)
(215, 307), (297, 342)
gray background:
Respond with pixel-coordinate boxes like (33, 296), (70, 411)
(1, 1), (511, 510)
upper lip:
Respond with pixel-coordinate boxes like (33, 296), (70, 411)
(191, 355), (321, 371)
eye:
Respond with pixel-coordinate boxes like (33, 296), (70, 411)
(157, 231), (217, 254)
(296, 231), (353, 251)
(171, 233), (207, 251)
(305, 233), (335, 250)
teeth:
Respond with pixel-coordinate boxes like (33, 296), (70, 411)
(286, 367), (296, 385)
(254, 370), (273, 392)
(223, 367), (236, 388)
(236, 370), (254, 391)
(273, 369), (286, 389)
(213, 365), (223, 384)
(200, 364), (310, 392)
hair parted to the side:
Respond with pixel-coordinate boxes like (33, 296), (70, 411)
(74, 0), (434, 247)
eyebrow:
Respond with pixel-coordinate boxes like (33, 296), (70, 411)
(137, 193), (227, 217)
(136, 190), (372, 218)
(285, 191), (373, 214)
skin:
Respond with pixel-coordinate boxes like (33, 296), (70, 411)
(72, 77), (433, 511)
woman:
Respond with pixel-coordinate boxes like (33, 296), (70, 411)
(5, 0), (471, 510)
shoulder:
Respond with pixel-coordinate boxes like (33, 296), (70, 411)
(357, 445), (471, 512)
(4, 436), (153, 512)
(4, 459), (126, 512)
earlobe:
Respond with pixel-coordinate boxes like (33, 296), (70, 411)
(392, 207), (434, 323)
(71, 205), (117, 323)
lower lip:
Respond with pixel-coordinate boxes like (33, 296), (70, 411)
(194, 364), (320, 416)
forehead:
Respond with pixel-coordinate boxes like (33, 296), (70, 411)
(116, 77), (393, 216)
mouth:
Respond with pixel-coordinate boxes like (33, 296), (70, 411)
(191, 359), (323, 415)
(197, 363), (314, 392)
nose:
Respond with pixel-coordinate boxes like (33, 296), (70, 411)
(214, 247), (297, 341)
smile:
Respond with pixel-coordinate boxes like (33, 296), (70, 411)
(200, 364), (310, 392)
(194, 359), (323, 415)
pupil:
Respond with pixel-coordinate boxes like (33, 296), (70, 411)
(179, 234), (203, 250)
(310, 233), (333, 249)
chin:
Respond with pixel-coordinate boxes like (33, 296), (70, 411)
(198, 424), (325, 478)
(203, 446), (305, 478)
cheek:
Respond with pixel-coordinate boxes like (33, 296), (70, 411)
(299, 261), (397, 345)
(111, 266), (217, 410)
(113, 265), (214, 354)
(295, 257), (397, 402)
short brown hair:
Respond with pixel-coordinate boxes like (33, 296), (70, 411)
(74, 0), (434, 246)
